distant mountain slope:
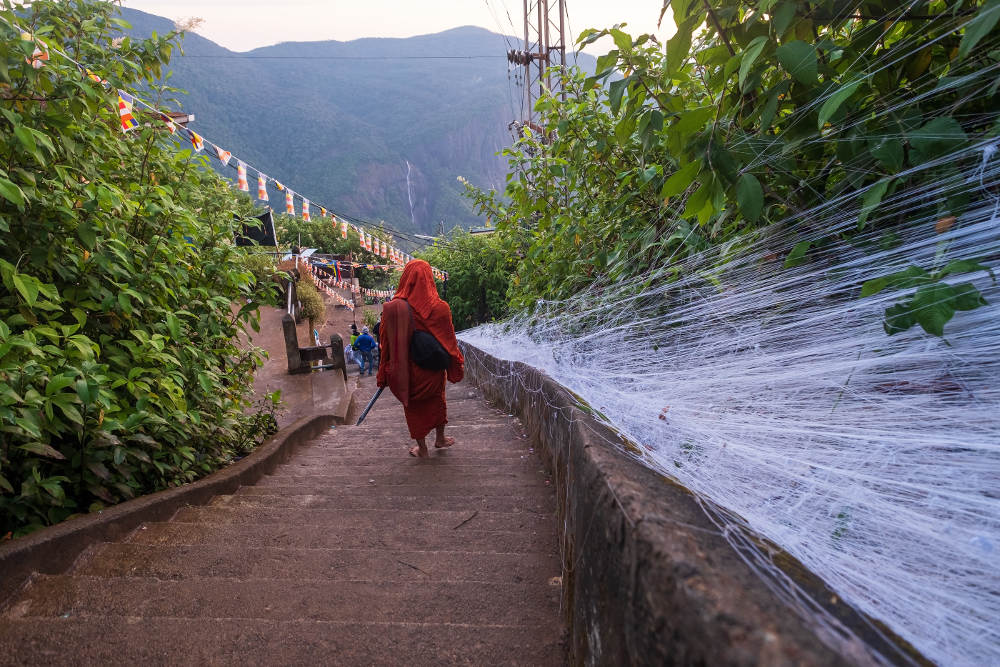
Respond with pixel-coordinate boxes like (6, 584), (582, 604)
(119, 8), (592, 235)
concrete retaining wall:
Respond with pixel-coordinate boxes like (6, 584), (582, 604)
(460, 342), (884, 666)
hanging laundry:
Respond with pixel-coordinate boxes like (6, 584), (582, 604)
(257, 174), (268, 201)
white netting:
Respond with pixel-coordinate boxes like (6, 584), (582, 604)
(460, 141), (1000, 665)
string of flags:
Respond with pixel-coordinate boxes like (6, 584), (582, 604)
(9, 22), (450, 280)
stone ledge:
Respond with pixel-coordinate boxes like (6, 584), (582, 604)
(0, 413), (337, 605)
(459, 342), (894, 666)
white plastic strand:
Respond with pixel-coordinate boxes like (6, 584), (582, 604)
(461, 142), (1000, 666)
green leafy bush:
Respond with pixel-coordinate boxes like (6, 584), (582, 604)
(465, 0), (1000, 333)
(296, 273), (326, 331)
(0, 0), (278, 535)
(418, 228), (515, 330)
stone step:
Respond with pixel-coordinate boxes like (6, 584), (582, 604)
(7, 575), (561, 628)
(255, 472), (549, 489)
(125, 521), (559, 554)
(284, 456), (534, 469)
(169, 506), (553, 533)
(71, 543), (560, 585)
(293, 444), (534, 460)
(0, 617), (565, 666)
(237, 482), (554, 498)
(210, 492), (554, 514)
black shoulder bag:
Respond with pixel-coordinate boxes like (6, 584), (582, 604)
(405, 301), (451, 371)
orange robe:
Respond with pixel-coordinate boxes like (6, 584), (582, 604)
(376, 262), (464, 440)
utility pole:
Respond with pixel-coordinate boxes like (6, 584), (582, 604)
(507, 0), (568, 136)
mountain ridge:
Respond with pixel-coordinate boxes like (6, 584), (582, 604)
(119, 9), (592, 236)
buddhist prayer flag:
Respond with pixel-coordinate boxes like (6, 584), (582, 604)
(215, 145), (231, 166)
(190, 130), (204, 152)
(85, 68), (106, 85)
(320, 207), (327, 217)
(302, 199), (311, 222)
(257, 174), (268, 201)
(117, 91), (138, 132)
(341, 221), (348, 239)
(285, 190), (295, 215)
(158, 112), (176, 134)
(275, 181), (285, 191)
(21, 33), (49, 69)
(237, 161), (249, 191)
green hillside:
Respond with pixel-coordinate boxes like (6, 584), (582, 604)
(120, 8), (591, 237)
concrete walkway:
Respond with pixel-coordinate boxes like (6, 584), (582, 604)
(0, 381), (566, 665)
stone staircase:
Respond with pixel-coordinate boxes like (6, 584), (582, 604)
(0, 382), (565, 665)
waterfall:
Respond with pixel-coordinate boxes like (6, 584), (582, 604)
(405, 160), (417, 227)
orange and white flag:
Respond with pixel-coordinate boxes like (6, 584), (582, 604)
(340, 221), (348, 239)
(285, 190), (295, 215)
(214, 145), (231, 166)
(257, 174), (268, 201)
(302, 199), (311, 222)
(237, 162), (249, 192)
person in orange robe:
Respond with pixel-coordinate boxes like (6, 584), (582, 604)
(376, 260), (464, 457)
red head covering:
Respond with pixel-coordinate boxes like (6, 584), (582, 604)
(394, 259), (440, 320)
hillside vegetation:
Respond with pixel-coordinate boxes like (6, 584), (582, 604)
(119, 9), (574, 235)
(429, 0), (1000, 335)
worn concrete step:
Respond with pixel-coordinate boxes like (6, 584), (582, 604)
(169, 506), (553, 533)
(70, 543), (560, 584)
(256, 472), (550, 488)
(0, 617), (565, 666)
(210, 492), (553, 514)
(7, 576), (561, 628)
(328, 419), (521, 433)
(289, 449), (534, 462)
(238, 482), (554, 498)
(125, 521), (559, 554)
(294, 445), (534, 460)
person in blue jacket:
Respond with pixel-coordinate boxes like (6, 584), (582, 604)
(354, 326), (377, 376)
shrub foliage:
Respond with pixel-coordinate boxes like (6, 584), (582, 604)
(465, 0), (1000, 333)
(0, 1), (277, 534)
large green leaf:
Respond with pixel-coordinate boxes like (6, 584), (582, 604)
(739, 36), (770, 89)
(735, 173), (764, 223)
(817, 79), (862, 129)
(0, 178), (26, 206)
(908, 117), (967, 162)
(660, 161), (701, 199)
(775, 40), (817, 85)
(957, 0), (1000, 60)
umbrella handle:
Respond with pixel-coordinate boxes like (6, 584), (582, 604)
(356, 386), (385, 425)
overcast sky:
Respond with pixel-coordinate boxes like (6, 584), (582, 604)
(120, 0), (673, 54)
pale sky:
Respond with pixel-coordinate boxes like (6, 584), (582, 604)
(120, 0), (673, 54)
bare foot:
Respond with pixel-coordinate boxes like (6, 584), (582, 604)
(409, 444), (429, 458)
(434, 436), (455, 449)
